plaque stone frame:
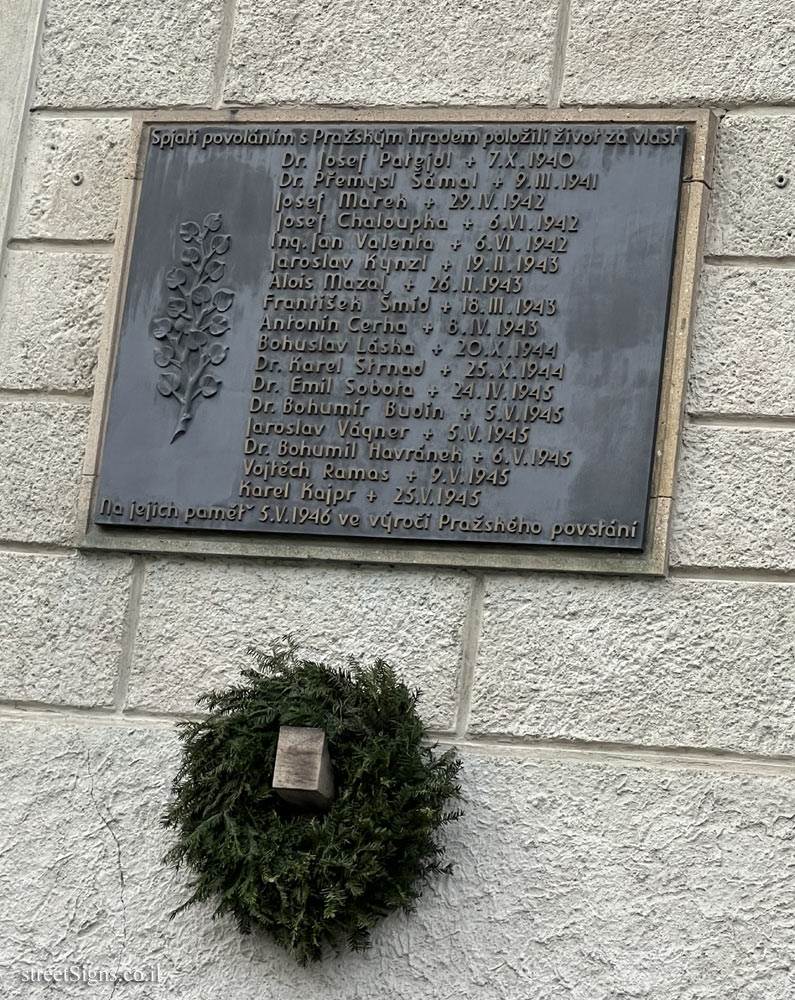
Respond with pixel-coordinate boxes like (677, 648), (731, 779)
(79, 108), (716, 576)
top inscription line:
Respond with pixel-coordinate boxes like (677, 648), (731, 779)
(150, 125), (683, 152)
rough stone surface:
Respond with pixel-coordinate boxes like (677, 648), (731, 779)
(128, 560), (470, 729)
(707, 115), (795, 257)
(14, 116), (129, 241)
(224, 0), (557, 106)
(0, 398), (91, 545)
(470, 574), (795, 755)
(0, 723), (136, 994)
(563, 1), (795, 106)
(0, 249), (111, 391)
(4, 723), (795, 999)
(0, 552), (132, 707)
(671, 423), (795, 570)
(689, 265), (795, 416)
(34, 0), (223, 108)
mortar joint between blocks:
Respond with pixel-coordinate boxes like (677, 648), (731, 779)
(455, 574), (486, 738)
(112, 556), (146, 713)
(212, 0), (239, 110)
(548, 0), (572, 109)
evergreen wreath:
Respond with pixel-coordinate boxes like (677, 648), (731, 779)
(163, 639), (463, 964)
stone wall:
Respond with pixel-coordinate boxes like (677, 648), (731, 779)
(2, 1), (794, 997)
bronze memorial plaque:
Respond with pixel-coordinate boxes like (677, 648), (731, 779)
(91, 115), (703, 561)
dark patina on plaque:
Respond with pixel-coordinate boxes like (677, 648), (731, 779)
(94, 121), (685, 550)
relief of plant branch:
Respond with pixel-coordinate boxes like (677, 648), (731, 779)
(150, 212), (235, 443)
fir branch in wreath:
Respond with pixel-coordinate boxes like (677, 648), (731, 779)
(163, 639), (463, 964)
(150, 212), (235, 443)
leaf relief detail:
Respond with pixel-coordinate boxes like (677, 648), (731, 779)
(151, 213), (235, 442)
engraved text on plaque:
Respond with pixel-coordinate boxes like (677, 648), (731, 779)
(94, 121), (686, 550)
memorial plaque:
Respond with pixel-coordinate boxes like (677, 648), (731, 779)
(91, 115), (700, 556)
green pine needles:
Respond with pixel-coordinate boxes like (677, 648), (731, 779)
(163, 639), (463, 964)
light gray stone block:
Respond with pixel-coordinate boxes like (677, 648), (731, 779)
(0, 398), (90, 544)
(707, 115), (795, 257)
(563, 1), (795, 106)
(4, 723), (795, 999)
(0, 249), (111, 391)
(470, 574), (795, 755)
(0, 551), (132, 707)
(689, 266), (795, 417)
(128, 560), (470, 730)
(14, 116), (129, 241)
(224, 0), (557, 106)
(34, 0), (223, 108)
(672, 423), (795, 570)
